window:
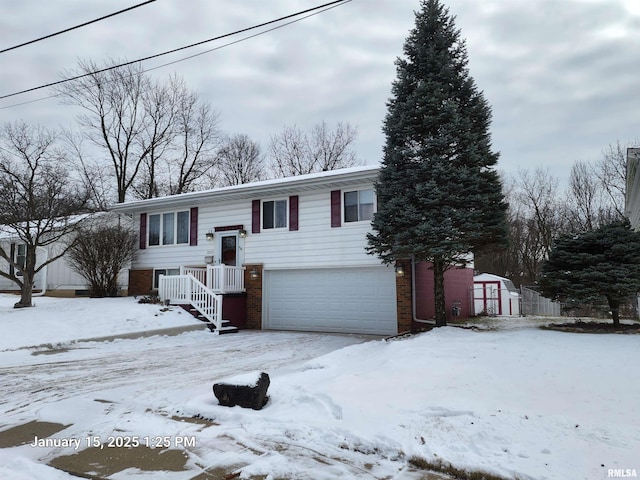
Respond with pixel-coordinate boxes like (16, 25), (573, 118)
(16, 244), (26, 269)
(176, 211), (189, 244)
(15, 244), (26, 276)
(153, 268), (180, 289)
(263, 200), (287, 230)
(344, 189), (375, 222)
(148, 210), (190, 246)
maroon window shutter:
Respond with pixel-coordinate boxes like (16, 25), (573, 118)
(9, 243), (15, 276)
(289, 195), (299, 231)
(190, 207), (198, 246)
(331, 190), (341, 228)
(252, 200), (261, 233)
(139, 213), (147, 250)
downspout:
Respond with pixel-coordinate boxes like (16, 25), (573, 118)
(32, 246), (48, 297)
(411, 256), (435, 326)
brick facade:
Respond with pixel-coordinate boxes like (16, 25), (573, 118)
(395, 259), (413, 333)
(129, 269), (153, 296)
(244, 264), (263, 330)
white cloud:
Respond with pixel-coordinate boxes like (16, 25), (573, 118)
(1, 0), (639, 185)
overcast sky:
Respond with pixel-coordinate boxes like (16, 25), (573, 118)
(1, 0), (639, 186)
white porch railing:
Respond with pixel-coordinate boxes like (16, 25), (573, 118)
(158, 274), (223, 331)
(180, 264), (245, 294)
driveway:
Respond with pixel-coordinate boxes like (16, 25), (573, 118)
(1, 329), (407, 479)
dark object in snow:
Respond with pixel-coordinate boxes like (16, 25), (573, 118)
(213, 372), (270, 410)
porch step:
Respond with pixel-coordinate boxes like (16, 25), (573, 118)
(180, 305), (238, 334)
(206, 324), (239, 335)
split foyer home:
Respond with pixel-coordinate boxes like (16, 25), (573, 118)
(110, 165), (474, 335)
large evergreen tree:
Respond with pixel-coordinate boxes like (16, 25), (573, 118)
(539, 220), (640, 326)
(367, 0), (507, 326)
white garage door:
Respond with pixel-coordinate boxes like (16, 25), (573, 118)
(264, 267), (397, 335)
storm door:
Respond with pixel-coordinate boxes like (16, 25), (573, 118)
(218, 233), (238, 266)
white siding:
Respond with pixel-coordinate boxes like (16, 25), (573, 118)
(0, 243), (72, 291)
(246, 184), (379, 269)
(44, 242), (89, 290)
(132, 181), (382, 271)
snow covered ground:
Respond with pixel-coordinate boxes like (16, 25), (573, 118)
(0, 294), (638, 479)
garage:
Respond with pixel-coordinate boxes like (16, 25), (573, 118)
(264, 266), (397, 335)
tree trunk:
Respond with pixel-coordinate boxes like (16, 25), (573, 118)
(15, 247), (37, 308)
(607, 296), (620, 326)
(433, 256), (447, 326)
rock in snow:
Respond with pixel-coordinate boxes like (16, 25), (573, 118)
(213, 371), (270, 410)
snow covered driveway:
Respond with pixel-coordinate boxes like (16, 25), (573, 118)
(1, 330), (369, 420)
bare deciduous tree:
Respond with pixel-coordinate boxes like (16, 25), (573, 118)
(478, 141), (633, 287)
(566, 160), (601, 232)
(515, 167), (564, 261)
(596, 140), (634, 217)
(58, 60), (151, 203)
(478, 168), (564, 286)
(268, 121), (362, 177)
(565, 151), (628, 232)
(0, 122), (90, 307)
(57, 60), (221, 203)
(166, 87), (221, 195)
(216, 133), (265, 186)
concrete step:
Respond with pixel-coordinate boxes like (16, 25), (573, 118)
(177, 304), (237, 333)
(205, 323), (239, 334)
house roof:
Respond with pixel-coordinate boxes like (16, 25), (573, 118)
(0, 213), (95, 241)
(474, 273), (519, 294)
(109, 164), (381, 213)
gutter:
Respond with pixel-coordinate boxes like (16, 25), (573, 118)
(109, 165), (381, 213)
(411, 256), (435, 326)
(32, 246), (48, 297)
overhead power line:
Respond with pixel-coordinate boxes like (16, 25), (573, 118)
(0, 1), (350, 111)
(0, 0), (349, 101)
(143, 1), (350, 74)
(0, 0), (157, 54)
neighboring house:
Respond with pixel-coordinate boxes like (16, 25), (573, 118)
(110, 165), (475, 335)
(0, 214), (129, 297)
(626, 147), (640, 230)
(473, 273), (521, 316)
(625, 147), (640, 316)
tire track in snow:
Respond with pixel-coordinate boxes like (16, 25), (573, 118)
(0, 331), (367, 420)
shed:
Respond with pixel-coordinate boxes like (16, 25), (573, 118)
(473, 273), (520, 316)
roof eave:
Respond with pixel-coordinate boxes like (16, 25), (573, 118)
(109, 165), (380, 213)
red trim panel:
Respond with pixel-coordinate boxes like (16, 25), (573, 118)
(139, 213), (147, 250)
(289, 195), (299, 231)
(331, 190), (341, 228)
(252, 200), (261, 234)
(190, 207), (198, 246)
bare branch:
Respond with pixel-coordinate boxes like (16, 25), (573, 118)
(268, 120), (362, 177)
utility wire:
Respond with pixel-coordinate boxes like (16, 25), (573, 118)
(0, 0), (348, 101)
(0, 1), (350, 111)
(144, 1), (349, 74)
(0, 0), (157, 54)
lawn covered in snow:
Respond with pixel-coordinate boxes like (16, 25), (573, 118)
(0, 294), (638, 479)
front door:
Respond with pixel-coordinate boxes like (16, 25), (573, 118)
(218, 233), (238, 266)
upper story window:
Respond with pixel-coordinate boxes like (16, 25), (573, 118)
(148, 210), (190, 246)
(263, 199), (287, 230)
(344, 189), (375, 222)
